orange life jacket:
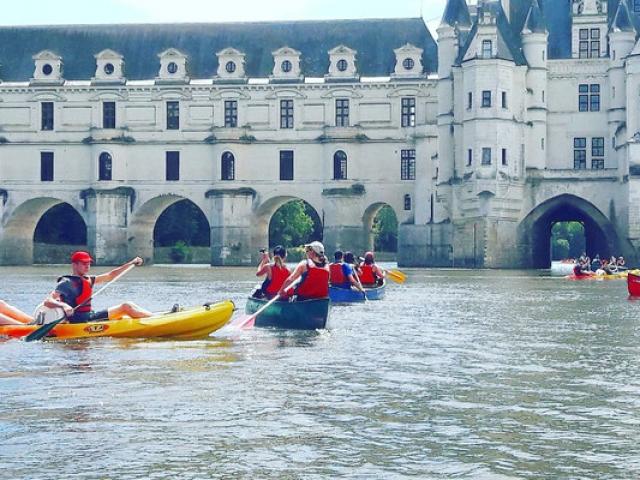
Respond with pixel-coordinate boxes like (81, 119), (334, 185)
(329, 262), (347, 286)
(59, 275), (94, 313)
(263, 264), (290, 296)
(295, 260), (330, 299)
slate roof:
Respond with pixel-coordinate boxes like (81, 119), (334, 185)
(442, 0), (472, 28)
(0, 18), (437, 82)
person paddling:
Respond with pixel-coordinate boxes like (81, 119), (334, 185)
(255, 245), (290, 299)
(0, 301), (33, 326)
(278, 241), (330, 301)
(44, 251), (152, 323)
(329, 250), (349, 288)
(342, 252), (366, 294)
(358, 251), (385, 286)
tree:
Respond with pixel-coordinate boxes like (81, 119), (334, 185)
(269, 200), (320, 248)
(373, 206), (398, 252)
(551, 221), (585, 260)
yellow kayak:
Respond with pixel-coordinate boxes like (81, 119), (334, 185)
(0, 301), (235, 340)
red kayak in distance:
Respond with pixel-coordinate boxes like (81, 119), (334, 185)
(628, 271), (640, 296)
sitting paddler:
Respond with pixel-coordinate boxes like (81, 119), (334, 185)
(340, 252), (366, 294)
(278, 241), (330, 301)
(0, 300), (33, 325)
(255, 245), (290, 299)
(573, 260), (594, 277)
(329, 250), (349, 288)
(358, 251), (385, 287)
(43, 251), (152, 324)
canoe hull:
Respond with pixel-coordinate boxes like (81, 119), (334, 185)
(329, 283), (386, 303)
(628, 271), (640, 296)
(565, 272), (627, 281)
(0, 301), (235, 340)
(245, 297), (330, 330)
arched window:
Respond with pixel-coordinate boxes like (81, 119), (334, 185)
(333, 150), (347, 180)
(221, 152), (235, 181)
(404, 194), (412, 211)
(99, 152), (112, 181)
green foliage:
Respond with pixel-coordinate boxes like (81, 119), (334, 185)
(551, 222), (585, 260)
(154, 200), (210, 247)
(34, 203), (87, 245)
(373, 205), (398, 252)
(269, 200), (321, 249)
(169, 241), (191, 263)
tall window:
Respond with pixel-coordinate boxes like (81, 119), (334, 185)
(40, 152), (54, 181)
(579, 28), (600, 58)
(221, 152), (235, 181)
(467, 149), (473, 166)
(280, 151), (294, 180)
(167, 101), (179, 130)
(99, 152), (112, 181)
(574, 138), (587, 169)
(481, 91), (492, 108)
(501, 91), (508, 109)
(166, 151), (180, 181)
(482, 148), (492, 166)
(401, 97), (416, 127)
(280, 99), (294, 129)
(592, 137), (604, 169)
(103, 102), (116, 129)
(224, 100), (238, 128)
(404, 194), (412, 211)
(336, 99), (350, 127)
(401, 149), (416, 180)
(501, 148), (507, 166)
(482, 40), (492, 59)
(579, 84), (600, 112)
(333, 150), (348, 180)
(41, 102), (54, 131)
(467, 92), (473, 110)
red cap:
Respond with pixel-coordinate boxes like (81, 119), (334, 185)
(71, 251), (93, 264)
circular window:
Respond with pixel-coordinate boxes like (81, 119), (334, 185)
(42, 64), (53, 76)
(167, 62), (178, 74)
(281, 60), (292, 73)
(337, 59), (348, 72)
(225, 61), (236, 74)
(403, 58), (415, 70)
(104, 63), (115, 75)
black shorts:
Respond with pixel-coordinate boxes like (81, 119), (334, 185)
(70, 309), (109, 324)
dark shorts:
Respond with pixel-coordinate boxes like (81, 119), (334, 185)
(70, 309), (109, 324)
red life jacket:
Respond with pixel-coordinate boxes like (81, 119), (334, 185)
(264, 264), (290, 296)
(295, 260), (330, 299)
(60, 275), (94, 313)
(329, 262), (347, 285)
(359, 264), (377, 285)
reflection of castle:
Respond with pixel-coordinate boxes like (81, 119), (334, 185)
(1, 1), (640, 268)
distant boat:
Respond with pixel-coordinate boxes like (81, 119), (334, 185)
(329, 282), (386, 303)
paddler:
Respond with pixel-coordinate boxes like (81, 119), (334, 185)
(358, 251), (385, 286)
(255, 245), (290, 299)
(43, 251), (152, 323)
(278, 241), (330, 301)
(329, 250), (349, 288)
(342, 252), (366, 294)
(0, 300), (33, 325)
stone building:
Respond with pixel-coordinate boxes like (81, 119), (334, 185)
(1, 0), (640, 268)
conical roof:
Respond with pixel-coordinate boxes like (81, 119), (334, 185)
(522, 0), (548, 34)
(441, 0), (472, 28)
(610, 0), (635, 33)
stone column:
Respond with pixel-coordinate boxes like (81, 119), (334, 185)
(82, 187), (133, 265)
(322, 184), (367, 256)
(207, 188), (256, 266)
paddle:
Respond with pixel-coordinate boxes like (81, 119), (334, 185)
(352, 269), (368, 302)
(385, 269), (406, 284)
(231, 277), (302, 330)
(25, 263), (136, 342)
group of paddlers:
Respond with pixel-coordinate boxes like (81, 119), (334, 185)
(573, 253), (627, 277)
(254, 242), (385, 301)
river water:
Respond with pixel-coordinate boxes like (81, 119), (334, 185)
(1, 266), (639, 479)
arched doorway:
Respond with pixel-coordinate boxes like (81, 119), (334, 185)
(153, 199), (211, 263)
(518, 194), (619, 268)
(268, 200), (322, 255)
(33, 203), (88, 264)
(364, 203), (398, 259)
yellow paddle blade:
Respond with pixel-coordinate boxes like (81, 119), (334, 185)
(387, 269), (406, 284)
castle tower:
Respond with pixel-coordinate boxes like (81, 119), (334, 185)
(571, 0), (608, 59)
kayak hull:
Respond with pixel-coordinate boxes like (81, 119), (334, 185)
(329, 282), (386, 303)
(0, 301), (235, 340)
(628, 271), (640, 296)
(245, 297), (330, 330)
(565, 272), (627, 281)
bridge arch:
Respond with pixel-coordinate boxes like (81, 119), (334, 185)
(128, 195), (210, 263)
(518, 194), (620, 268)
(0, 197), (87, 265)
(363, 202), (399, 254)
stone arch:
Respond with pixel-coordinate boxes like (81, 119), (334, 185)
(128, 195), (209, 263)
(252, 195), (322, 255)
(363, 202), (399, 253)
(518, 194), (621, 269)
(0, 197), (87, 265)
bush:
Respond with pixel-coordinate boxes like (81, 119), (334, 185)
(169, 241), (191, 263)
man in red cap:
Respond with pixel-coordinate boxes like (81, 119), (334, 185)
(44, 251), (152, 323)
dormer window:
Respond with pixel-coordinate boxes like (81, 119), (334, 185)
(156, 49), (189, 84)
(216, 48), (246, 82)
(42, 64), (53, 76)
(393, 44), (424, 79)
(167, 62), (178, 74)
(31, 50), (64, 84)
(281, 60), (292, 73)
(327, 45), (358, 80)
(337, 59), (348, 72)
(104, 63), (115, 75)
(403, 58), (415, 70)
(225, 61), (236, 73)
(93, 49), (125, 84)
(482, 40), (492, 59)
(271, 47), (302, 81)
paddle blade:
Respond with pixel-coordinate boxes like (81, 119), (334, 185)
(228, 314), (256, 330)
(24, 317), (64, 342)
(387, 269), (406, 284)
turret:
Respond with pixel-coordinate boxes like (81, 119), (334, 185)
(609, 0), (636, 66)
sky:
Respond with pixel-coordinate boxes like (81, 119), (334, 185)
(0, 0), (451, 33)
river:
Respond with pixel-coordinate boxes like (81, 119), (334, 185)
(1, 266), (639, 479)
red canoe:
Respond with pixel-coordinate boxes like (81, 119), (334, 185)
(628, 271), (640, 296)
